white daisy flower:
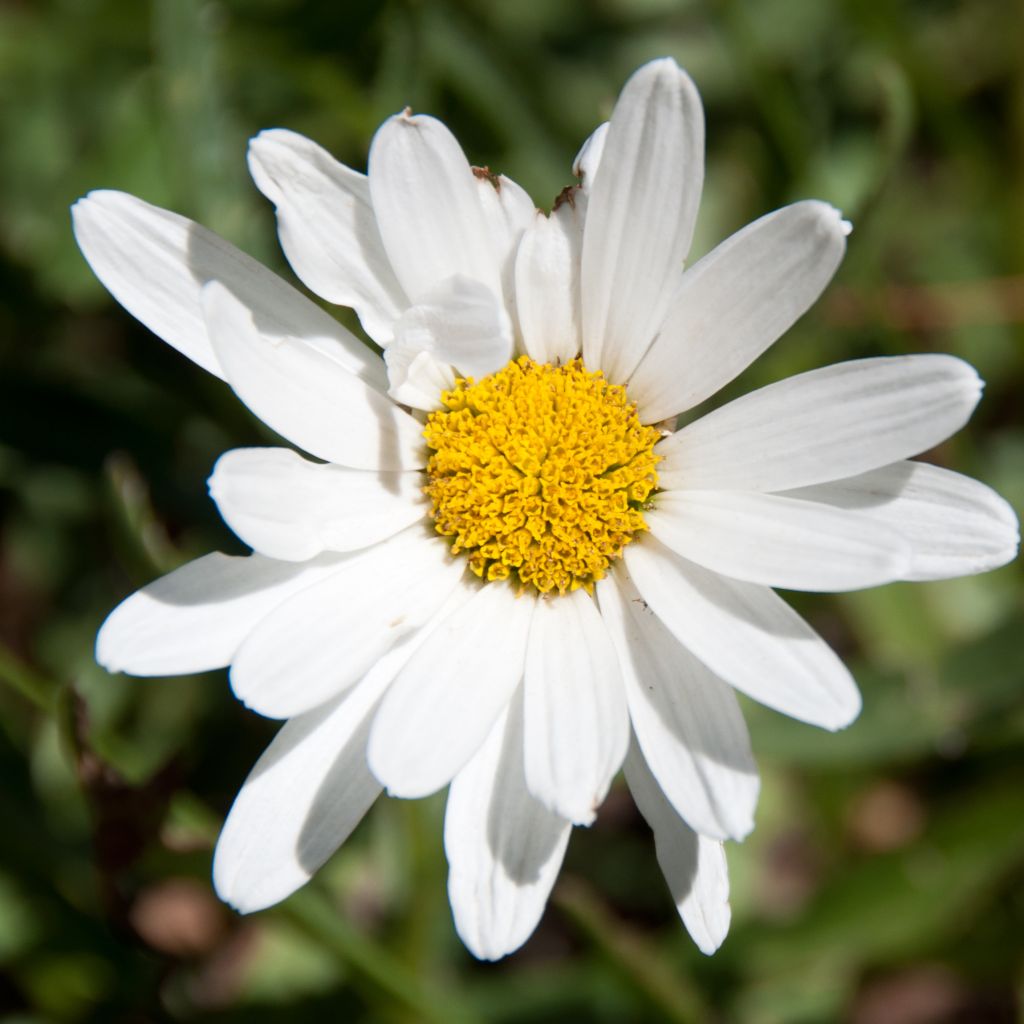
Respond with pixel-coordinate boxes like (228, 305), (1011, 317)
(75, 58), (1018, 961)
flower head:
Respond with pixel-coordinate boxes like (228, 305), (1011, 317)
(76, 58), (1018, 960)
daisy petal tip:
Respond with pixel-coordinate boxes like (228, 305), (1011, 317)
(451, 914), (521, 963)
(636, 54), (686, 81)
(538, 792), (598, 828)
(211, 861), (264, 917)
(694, 912), (731, 956)
(94, 628), (123, 675)
(823, 690), (863, 733)
(725, 800), (758, 843)
(227, 669), (291, 722)
(803, 200), (852, 239)
(198, 276), (232, 313)
(629, 55), (702, 109)
(364, 731), (433, 802)
(248, 126), (290, 150)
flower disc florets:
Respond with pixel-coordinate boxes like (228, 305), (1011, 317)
(424, 356), (661, 594)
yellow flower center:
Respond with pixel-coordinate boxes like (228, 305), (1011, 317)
(423, 356), (660, 595)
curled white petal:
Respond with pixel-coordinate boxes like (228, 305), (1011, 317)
(247, 128), (407, 344)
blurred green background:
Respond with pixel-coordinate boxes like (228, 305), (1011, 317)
(1, 0), (1022, 1021)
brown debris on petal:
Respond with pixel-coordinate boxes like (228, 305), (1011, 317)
(472, 165), (502, 189)
(554, 184), (579, 211)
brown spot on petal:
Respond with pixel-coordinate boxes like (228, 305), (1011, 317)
(553, 184), (580, 211)
(472, 165), (501, 189)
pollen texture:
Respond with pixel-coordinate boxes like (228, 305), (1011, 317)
(423, 356), (660, 595)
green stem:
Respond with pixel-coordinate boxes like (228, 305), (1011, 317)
(281, 887), (481, 1024)
(553, 876), (708, 1024)
(0, 643), (62, 713)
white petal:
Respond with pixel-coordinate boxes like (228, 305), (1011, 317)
(648, 489), (911, 592)
(624, 742), (731, 955)
(384, 348), (456, 412)
(369, 111), (502, 303)
(71, 190), (386, 386)
(475, 171), (537, 331)
(96, 551), (346, 676)
(230, 528), (466, 718)
(368, 583), (536, 798)
(598, 572), (758, 841)
(625, 537), (862, 731)
(386, 274), (513, 385)
(572, 122), (609, 189)
(213, 670), (389, 913)
(247, 129), (407, 345)
(629, 201), (849, 422)
(201, 281), (425, 471)
(657, 355), (983, 492)
(522, 590), (629, 825)
(582, 59), (704, 382)
(208, 447), (427, 562)
(515, 196), (586, 366)
(445, 694), (572, 961)
(784, 461), (1020, 582)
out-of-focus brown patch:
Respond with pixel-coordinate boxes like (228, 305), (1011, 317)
(592, 779), (635, 831)
(826, 275), (1024, 331)
(851, 965), (966, 1024)
(756, 826), (822, 920)
(183, 920), (264, 1010)
(339, 862), (390, 932)
(129, 878), (228, 958)
(847, 780), (926, 852)
(71, 692), (181, 925)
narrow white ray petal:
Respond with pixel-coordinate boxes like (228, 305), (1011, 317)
(96, 551), (346, 676)
(572, 121), (609, 189)
(582, 59), (704, 382)
(598, 572), (759, 841)
(648, 490), (911, 592)
(71, 190), (385, 386)
(624, 743), (731, 954)
(625, 538), (862, 731)
(386, 274), (513, 384)
(515, 195), (586, 366)
(247, 129), (407, 345)
(475, 171), (537, 332)
(213, 668), (390, 913)
(657, 355), (983, 492)
(522, 590), (629, 825)
(445, 694), (572, 961)
(201, 281), (425, 471)
(383, 348), (456, 412)
(369, 111), (502, 303)
(784, 461), (1020, 581)
(230, 528), (466, 719)
(368, 584), (536, 798)
(208, 447), (427, 562)
(629, 201), (849, 422)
